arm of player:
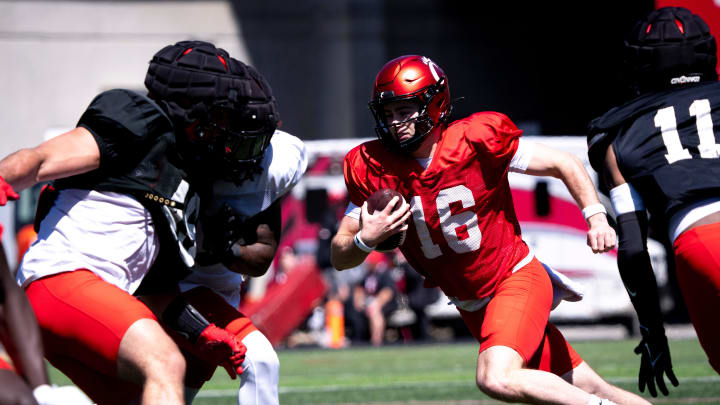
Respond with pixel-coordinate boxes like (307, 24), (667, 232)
(602, 146), (678, 397)
(331, 197), (410, 270)
(0, 240), (50, 389)
(524, 142), (615, 253)
(0, 127), (100, 196)
(331, 215), (366, 270)
(222, 199), (281, 277)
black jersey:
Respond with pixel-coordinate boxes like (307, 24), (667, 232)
(48, 89), (199, 273)
(588, 81), (720, 224)
(55, 89), (185, 200)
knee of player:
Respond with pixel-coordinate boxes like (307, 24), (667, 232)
(475, 372), (514, 400)
(146, 348), (186, 382)
(247, 345), (280, 377)
(241, 331), (280, 383)
(166, 350), (187, 377)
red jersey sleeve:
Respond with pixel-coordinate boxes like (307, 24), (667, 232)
(462, 112), (523, 169)
(343, 140), (406, 208)
(343, 144), (375, 207)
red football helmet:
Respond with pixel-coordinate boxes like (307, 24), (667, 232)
(369, 55), (452, 153)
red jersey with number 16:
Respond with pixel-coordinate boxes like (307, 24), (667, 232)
(344, 112), (530, 300)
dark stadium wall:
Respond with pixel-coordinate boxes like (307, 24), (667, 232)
(230, 0), (653, 140)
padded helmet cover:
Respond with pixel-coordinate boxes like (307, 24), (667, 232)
(145, 41), (278, 184)
(624, 7), (718, 94)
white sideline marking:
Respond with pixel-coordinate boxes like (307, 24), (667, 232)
(196, 376), (720, 397)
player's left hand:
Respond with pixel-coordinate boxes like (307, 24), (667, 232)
(196, 324), (248, 379)
(634, 327), (679, 397)
(33, 384), (93, 405)
(0, 175), (19, 206)
(586, 214), (616, 253)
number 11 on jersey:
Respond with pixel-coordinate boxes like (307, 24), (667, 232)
(655, 99), (720, 164)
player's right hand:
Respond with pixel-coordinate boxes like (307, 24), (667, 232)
(196, 323), (247, 379)
(358, 197), (410, 246)
(33, 384), (93, 405)
(586, 213), (616, 253)
(634, 327), (679, 397)
(0, 175), (19, 205)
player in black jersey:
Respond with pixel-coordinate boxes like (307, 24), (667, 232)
(588, 7), (720, 397)
(0, 41), (277, 404)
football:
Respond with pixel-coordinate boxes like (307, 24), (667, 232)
(363, 188), (407, 251)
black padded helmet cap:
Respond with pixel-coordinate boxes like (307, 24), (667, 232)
(144, 41), (279, 185)
(144, 40), (277, 127)
(624, 7), (718, 93)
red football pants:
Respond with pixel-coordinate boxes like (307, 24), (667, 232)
(0, 356), (13, 371)
(25, 270), (154, 404)
(458, 258), (583, 376)
(674, 222), (720, 374)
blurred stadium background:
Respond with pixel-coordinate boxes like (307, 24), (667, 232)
(3, 0), (720, 400)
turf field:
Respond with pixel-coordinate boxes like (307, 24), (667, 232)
(49, 337), (719, 404)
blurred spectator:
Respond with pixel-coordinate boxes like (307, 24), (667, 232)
(344, 251), (398, 346)
(245, 245), (301, 304)
(272, 245), (298, 286)
(315, 189), (350, 294)
(394, 252), (440, 342)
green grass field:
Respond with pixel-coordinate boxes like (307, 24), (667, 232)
(48, 337), (719, 404)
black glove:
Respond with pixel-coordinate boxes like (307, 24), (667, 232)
(634, 326), (679, 397)
(200, 203), (244, 262)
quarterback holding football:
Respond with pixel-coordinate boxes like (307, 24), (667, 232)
(331, 55), (649, 405)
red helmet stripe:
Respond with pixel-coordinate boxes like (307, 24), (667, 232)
(645, 23), (652, 34)
(674, 19), (684, 34)
(217, 55), (228, 71)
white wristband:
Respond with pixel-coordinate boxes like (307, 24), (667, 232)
(33, 383), (94, 405)
(353, 233), (376, 253)
(33, 384), (53, 401)
(582, 203), (607, 221)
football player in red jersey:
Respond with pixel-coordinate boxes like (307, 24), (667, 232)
(332, 55), (650, 405)
(588, 7), (720, 397)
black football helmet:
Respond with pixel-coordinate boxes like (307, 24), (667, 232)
(624, 7), (718, 95)
(145, 41), (278, 184)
